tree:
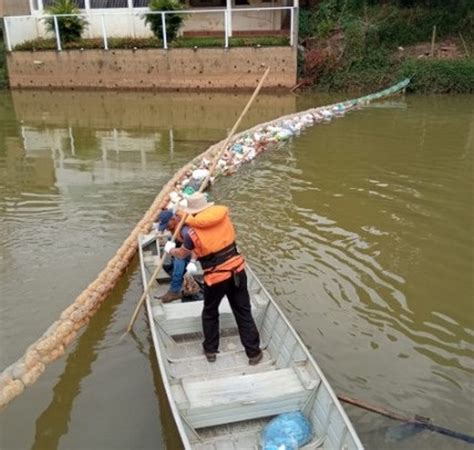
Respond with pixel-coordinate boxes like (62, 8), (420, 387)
(145, 0), (186, 43)
(44, 0), (88, 44)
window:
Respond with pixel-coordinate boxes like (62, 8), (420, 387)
(90, 0), (129, 7)
(189, 0), (226, 7)
(43, 0), (86, 7)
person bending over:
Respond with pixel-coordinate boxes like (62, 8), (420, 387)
(156, 209), (191, 303)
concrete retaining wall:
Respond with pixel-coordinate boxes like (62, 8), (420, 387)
(7, 47), (296, 90)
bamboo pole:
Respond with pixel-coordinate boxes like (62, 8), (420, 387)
(430, 25), (437, 57)
(126, 67), (271, 333)
(459, 32), (470, 58)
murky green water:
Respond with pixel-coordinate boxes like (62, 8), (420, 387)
(0, 89), (472, 450)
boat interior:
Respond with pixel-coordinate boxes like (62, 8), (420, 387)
(139, 234), (361, 450)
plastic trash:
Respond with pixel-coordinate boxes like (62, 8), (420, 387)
(261, 411), (313, 450)
(182, 186), (196, 196)
(276, 129), (293, 141)
(244, 148), (256, 161)
(231, 143), (244, 154)
(253, 131), (264, 142)
(267, 125), (280, 135)
(169, 191), (179, 202)
(192, 168), (209, 181)
(186, 178), (202, 192)
(243, 137), (254, 146)
(321, 109), (333, 121)
(313, 112), (323, 122)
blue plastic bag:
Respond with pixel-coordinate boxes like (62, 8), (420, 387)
(261, 411), (313, 450)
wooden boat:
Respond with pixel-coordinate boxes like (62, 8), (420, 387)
(138, 233), (364, 450)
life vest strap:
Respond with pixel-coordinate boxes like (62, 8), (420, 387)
(198, 242), (239, 271)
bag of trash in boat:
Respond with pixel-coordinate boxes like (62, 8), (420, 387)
(261, 411), (313, 450)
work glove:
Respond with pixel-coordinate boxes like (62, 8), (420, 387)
(164, 241), (176, 254)
(186, 261), (198, 275)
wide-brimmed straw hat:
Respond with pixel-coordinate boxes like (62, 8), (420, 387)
(184, 193), (214, 215)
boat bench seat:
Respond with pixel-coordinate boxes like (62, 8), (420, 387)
(173, 367), (310, 429)
(153, 298), (235, 336)
(153, 295), (267, 336)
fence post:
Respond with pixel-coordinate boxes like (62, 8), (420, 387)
(38, 0), (44, 13)
(101, 15), (109, 50)
(127, 0), (135, 37)
(224, 10), (229, 48)
(161, 13), (168, 50)
(226, 0), (232, 37)
(53, 15), (62, 51)
(290, 7), (294, 47)
(3, 18), (12, 52)
(84, 0), (91, 10)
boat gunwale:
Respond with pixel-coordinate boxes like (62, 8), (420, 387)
(245, 265), (364, 449)
(138, 235), (195, 450)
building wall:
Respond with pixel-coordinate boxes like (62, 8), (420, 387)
(6, 47), (296, 89)
(0, 0), (30, 17)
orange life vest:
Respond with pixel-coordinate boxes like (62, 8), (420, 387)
(185, 205), (245, 286)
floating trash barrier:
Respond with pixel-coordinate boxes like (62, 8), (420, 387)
(161, 78), (410, 213)
(0, 79), (410, 409)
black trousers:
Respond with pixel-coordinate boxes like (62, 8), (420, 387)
(202, 269), (261, 358)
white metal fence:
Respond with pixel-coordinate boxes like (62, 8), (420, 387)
(4, 7), (297, 51)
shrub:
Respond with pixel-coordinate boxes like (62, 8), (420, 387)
(44, 0), (88, 44)
(0, 29), (8, 89)
(400, 58), (474, 93)
(13, 35), (288, 51)
(145, 0), (185, 43)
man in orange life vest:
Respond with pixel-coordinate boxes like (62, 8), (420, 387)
(164, 192), (263, 365)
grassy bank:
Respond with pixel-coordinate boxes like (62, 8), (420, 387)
(0, 29), (8, 89)
(299, 0), (474, 93)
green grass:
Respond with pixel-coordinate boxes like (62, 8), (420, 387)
(14, 35), (289, 51)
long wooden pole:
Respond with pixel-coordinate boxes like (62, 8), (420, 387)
(126, 67), (271, 333)
(430, 24), (437, 57)
(459, 32), (470, 58)
(338, 394), (474, 444)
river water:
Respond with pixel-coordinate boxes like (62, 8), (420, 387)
(0, 89), (472, 450)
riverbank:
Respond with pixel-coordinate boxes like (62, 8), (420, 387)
(299, 0), (474, 93)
